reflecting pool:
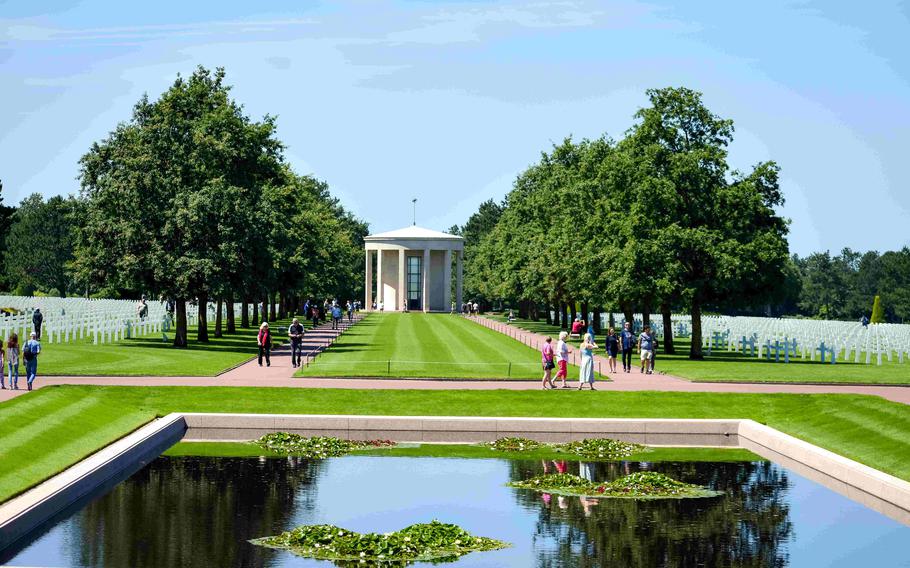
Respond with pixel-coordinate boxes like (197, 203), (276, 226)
(4, 456), (909, 567)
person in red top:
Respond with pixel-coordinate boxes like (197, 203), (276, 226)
(257, 322), (272, 367)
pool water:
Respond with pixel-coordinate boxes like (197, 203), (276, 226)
(4, 456), (909, 567)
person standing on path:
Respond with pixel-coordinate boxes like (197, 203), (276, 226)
(578, 332), (598, 390)
(347, 301), (353, 322)
(6, 333), (19, 390)
(331, 304), (343, 330)
(23, 331), (40, 391)
(32, 308), (43, 340)
(605, 327), (619, 373)
(288, 318), (305, 368)
(310, 304), (319, 328)
(554, 331), (571, 388)
(541, 336), (556, 389)
(620, 322), (636, 373)
(638, 325), (654, 374)
(257, 322), (272, 367)
(0, 339), (4, 390)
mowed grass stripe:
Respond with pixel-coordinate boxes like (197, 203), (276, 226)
(0, 397), (101, 455)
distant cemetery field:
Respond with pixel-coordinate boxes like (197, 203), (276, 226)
(487, 314), (910, 385)
(296, 313), (604, 380)
(0, 295), (289, 376)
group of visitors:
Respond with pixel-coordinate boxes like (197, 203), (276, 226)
(539, 321), (659, 390)
(0, 330), (41, 391)
(460, 301), (480, 315)
(256, 299), (357, 368)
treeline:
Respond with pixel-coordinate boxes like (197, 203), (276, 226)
(456, 87), (791, 359)
(1, 67), (366, 347)
(791, 248), (910, 323)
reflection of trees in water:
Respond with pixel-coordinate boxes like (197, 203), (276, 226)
(510, 460), (792, 568)
(69, 456), (324, 568)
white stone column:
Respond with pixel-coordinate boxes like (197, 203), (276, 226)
(376, 248), (384, 309)
(398, 249), (406, 311)
(443, 249), (452, 312)
(422, 248), (431, 312)
(456, 249), (463, 309)
(365, 248), (373, 310)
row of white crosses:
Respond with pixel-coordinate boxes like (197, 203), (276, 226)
(0, 296), (201, 345)
(699, 315), (910, 366)
(593, 312), (908, 366)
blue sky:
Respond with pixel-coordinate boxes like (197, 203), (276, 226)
(1, 0), (908, 255)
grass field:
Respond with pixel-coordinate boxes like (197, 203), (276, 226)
(29, 320), (292, 377)
(296, 313), (602, 379)
(1, 385), (908, 503)
(164, 441), (762, 462)
(487, 314), (910, 385)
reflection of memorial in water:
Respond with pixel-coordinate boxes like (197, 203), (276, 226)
(69, 456), (324, 568)
(509, 460), (792, 568)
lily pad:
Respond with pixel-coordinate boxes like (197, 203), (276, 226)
(253, 434), (395, 458)
(508, 471), (723, 499)
(251, 520), (509, 564)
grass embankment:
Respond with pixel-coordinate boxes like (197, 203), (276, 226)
(34, 319), (293, 376)
(164, 441), (761, 462)
(1, 385), (908, 503)
(487, 314), (910, 385)
(297, 313), (603, 380)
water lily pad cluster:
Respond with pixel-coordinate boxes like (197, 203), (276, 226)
(487, 437), (542, 452)
(508, 471), (722, 499)
(251, 520), (509, 563)
(486, 437), (645, 459)
(254, 433), (395, 458)
(556, 438), (645, 459)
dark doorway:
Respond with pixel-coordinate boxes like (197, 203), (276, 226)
(407, 255), (422, 311)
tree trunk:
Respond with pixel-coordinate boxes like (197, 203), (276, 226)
(560, 302), (568, 329)
(581, 302), (589, 326)
(242, 297), (250, 329)
(227, 293), (236, 333)
(214, 298), (223, 338)
(173, 298), (188, 348)
(689, 297), (703, 359)
(529, 303), (538, 321)
(622, 301), (633, 328)
(592, 307), (601, 334)
(197, 292), (209, 342)
(252, 299), (259, 326)
(569, 302), (577, 323)
(642, 300), (652, 329)
(545, 303), (553, 325)
(661, 302), (675, 354)
(268, 292), (277, 322)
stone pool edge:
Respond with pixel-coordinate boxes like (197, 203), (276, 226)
(2, 414), (909, 552)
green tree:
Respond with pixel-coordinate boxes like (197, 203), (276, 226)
(4, 194), (81, 296)
(75, 66), (284, 346)
(625, 87), (789, 358)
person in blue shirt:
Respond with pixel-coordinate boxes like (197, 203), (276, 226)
(638, 325), (655, 375)
(619, 322), (636, 373)
(22, 331), (41, 391)
(331, 305), (343, 330)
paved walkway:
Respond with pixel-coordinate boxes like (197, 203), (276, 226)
(1, 313), (908, 405)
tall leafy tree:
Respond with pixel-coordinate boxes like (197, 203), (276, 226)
(76, 66), (284, 346)
(4, 194), (81, 296)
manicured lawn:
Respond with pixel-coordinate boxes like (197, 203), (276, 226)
(2, 385), (908, 503)
(34, 320), (292, 376)
(0, 387), (154, 502)
(487, 314), (910, 385)
(164, 441), (762, 462)
(296, 313), (602, 379)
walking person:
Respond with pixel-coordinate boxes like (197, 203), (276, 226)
(578, 332), (598, 390)
(310, 304), (319, 328)
(331, 304), (343, 330)
(605, 327), (619, 373)
(0, 338), (4, 389)
(638, 325), (654, 374)
(23, 331), (41, 391)
(257, 322), (272, 367)
(32, 308), (43, 340)
(288, 318), (305, 368)
(347, 301), (353, 322)
(6, 333), (19, 390)
(620, 322), (636, 373)
(554, 331), (571, 388)
(541, 336), (556, 389)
